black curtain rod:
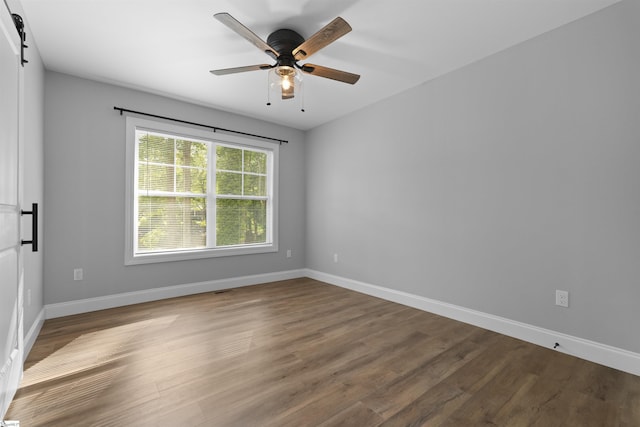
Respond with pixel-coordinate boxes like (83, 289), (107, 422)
(113, 106), (288, 144)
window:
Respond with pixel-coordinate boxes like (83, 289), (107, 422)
(125, 117), (278, 264)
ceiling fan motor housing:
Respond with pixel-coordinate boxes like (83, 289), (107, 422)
(267, 29), (305, 66)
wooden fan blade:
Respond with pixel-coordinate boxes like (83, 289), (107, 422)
(210, 64), (272, 75)
(214, 13), (279, 59)
(292, 17), (351, 60)
(300, 64), (360, 84)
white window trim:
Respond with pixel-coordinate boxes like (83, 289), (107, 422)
(125, 116), (279, 265)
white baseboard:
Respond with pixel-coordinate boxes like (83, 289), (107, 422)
(304, 269), (640, 377)
(45, 269), (306, 319)
(23, 308), (45, 361)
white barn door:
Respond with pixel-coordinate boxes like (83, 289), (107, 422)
(0, 1), (24, 420)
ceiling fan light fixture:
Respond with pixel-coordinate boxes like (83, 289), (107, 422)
(275, 65), (295, 78)
(212, 13), (358, 110)
(269, 66), (302, 100)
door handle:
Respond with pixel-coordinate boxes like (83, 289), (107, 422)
(21, 202), (38, 252)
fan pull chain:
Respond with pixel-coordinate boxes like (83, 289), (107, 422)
(300, 80), (305, 112)
(266, 72), (271, 106)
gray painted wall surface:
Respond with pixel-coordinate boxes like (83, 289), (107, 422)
(44, 72), (305, 304)
(306, 1), (640, 353)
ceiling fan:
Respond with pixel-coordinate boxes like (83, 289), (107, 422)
(210, 13), (360, 101)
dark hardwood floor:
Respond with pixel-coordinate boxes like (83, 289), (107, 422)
(7, 278), (640, 426)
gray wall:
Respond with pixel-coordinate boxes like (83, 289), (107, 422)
(306, 0), (640, 353)
(44, 72), (305, 304)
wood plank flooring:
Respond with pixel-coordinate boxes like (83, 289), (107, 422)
(7, 278), (640, 426)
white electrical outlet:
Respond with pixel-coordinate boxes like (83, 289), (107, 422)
(286, 249), (292, 258)
(333, 253), (339, 263)
(556, 290), (569, 307)
(74, 268), (84, 281)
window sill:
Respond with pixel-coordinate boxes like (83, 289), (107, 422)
(125, 244), (277, 265)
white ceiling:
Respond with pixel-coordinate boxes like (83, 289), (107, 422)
(20, 0), (619, 130)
